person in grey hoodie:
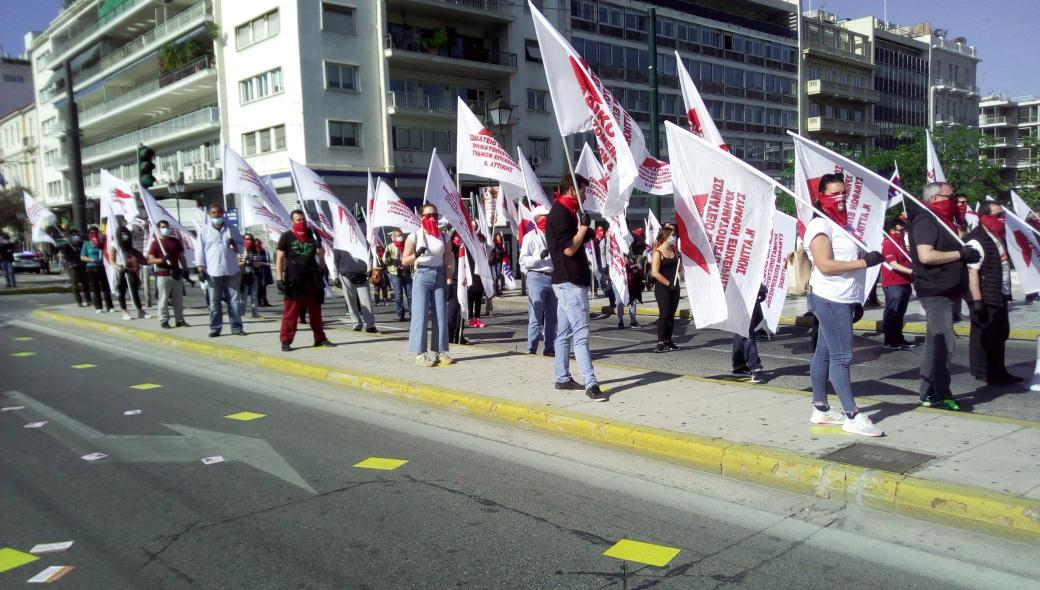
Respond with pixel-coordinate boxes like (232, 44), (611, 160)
(335, 246), (377, 333)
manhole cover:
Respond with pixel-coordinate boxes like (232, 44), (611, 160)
(820, 443), (934, 474)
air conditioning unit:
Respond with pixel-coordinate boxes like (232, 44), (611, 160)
(529, 155), (543, 167)
(182, 168), (196, 184)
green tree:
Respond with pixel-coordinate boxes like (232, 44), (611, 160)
(0, 187), (27, 234)
(1015, 135), (1040, 209)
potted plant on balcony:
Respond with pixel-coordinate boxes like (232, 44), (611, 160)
(422, 28), (449, 55)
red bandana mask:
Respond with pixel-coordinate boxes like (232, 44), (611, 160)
(451, 234), (462, 247)
(927, 198), (958, 231)
(556, 194), (580, 215)
(535, 216), (548, 233)
(980, 214), (1006, 240)
(89, 232), (100, 247)
(956, 201), (968, 224)
(818, 194), (848, 227)
(292, 220), (308, 242)
(421, 217), (440, 236)
(595, 228), (606, 241)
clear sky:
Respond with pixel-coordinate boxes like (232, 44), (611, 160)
(1, 0), (1037, 98)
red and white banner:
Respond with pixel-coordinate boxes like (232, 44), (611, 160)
(607, 225), (628, 306)
(1004, 208), (1040, 294)
(99, 169), (137, 293)
(760, 212), (797, 333)
(887, 161), (903, 210)
(224, 145), (291, 240)
(530, 3), (669, 217)
(332, 201), (371, 269)
(925, 129), (946, 183)
(1011, 190), (1040, 237)
(424, 150), (494, 295)
(515, 146), (550, 208)
(140, 187), (197, 265)
(288, 158), (343, 271)
(645, 209), (661, 250)
(515, 201), (537, 246)
(457, 245), (472, 321)
(676, 51), (727, 149)
(456, 98), (525, 191)
(23, 191), (56, 245)
(664, 122), (729, 330)
(964, 201), (980, 230)
(575, 142), (629, 251)
(372, 180), (420, 233)
(792, 133), (887, 302)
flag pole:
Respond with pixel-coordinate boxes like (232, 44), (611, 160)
(559, 133), (586, 214)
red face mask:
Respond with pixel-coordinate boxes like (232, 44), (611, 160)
(292, 220), (308, 241)
(956, 201), (968, 223)
(451, 234), (462, 247)
(556, 193), (580, 215)
(535, 216), (548, 233)
(818, 193), (848, 227)
(595, 228), (606, 241)
(421, 216), (440, 236)
(89, 232), (100, 246)
(927, 198), (958, 231)
(980, 214), (1006, 240)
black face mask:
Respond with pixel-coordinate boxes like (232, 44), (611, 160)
(71, 236), (83, 246)
(118, 233), (131, 243)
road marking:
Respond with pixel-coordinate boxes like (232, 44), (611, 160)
(24, 421), (47, 429)
(0, 547), (38, 573)
(202, 455), (225, 465)
(809, 425), (846, 436)
(81, 452), (107, 461)
(2, 406), (24, 412)
(354, 457), (408, 471)
(130, 383), (162, 390)
(29, 541), (73, 555)
(123, 409), (142, 416)
(27, 565), (74, 583)
(70, 363), (96, 369)
(13, 336), (33, 341)
(225, 411), (265, 421)
(602, 538), (681, 567)
(10, 352), (36, 357)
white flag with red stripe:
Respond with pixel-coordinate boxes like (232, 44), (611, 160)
(457, 98), (525, 193)
(23, 191), (56, 245)
(516, 146), (550, 209)
(224, 145), (291, 240)
(676, 51), (727, 149)
(887, 161), (903, 209)
(140, 187), (197, 265)
(645, 209), (661, 250)
(288, 158), (342, 272)
(663, 122), (727, 330)
(925, 129), (946, 183)
(1005, 208), (1040, 294)
(372, 180), (420, 233)
(575, 143), (629, 252)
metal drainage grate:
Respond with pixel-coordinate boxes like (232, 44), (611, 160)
(820, 443), (935, 474)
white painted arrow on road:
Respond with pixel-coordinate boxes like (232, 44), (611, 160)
(5, 390), (316, 494)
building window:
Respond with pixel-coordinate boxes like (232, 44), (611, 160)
(528, 137), (550, 159)
(325, 62), (359, 91)
(524, 39), (542, 63)
(239, 68), (283, 104)
(527, 89), (548, 113)
(2, 74), (25, 83)
(329, 120), (361, 147)
(322, 2), (356, 34)
(242, 125), (286, 156)
(236, 10), (280, 50)
(393, 126), (454, 152)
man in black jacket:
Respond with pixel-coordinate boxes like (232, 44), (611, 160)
(964, 201), (1021, 386)
(908, 182), (981, 410)
(547, 173), (606, 401)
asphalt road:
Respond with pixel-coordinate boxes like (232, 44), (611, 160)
(3, 294), (1037, 588)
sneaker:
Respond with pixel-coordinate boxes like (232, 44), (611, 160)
(160, 321), (171, 329)
(842, 413), (883, 437)
(281, 343), (291, 352)
(554, 379), (584, 391)
(666, 342), (679, 351)
(476, 319), (487, 328)
(654, 343), (669, 353)
(919, 396), (936, 408)
(415, 353), (437, 367)
(313, 339), (336, 348)
(209, 331), (220, 337)
(436, 352), (454, 366)
(467, 318), (478, 328)
(353, 325), (363, 332)
(95, 309), (104, 314)
(898, 340), (918, 349)
(175, 320), (190, 328)
(882, 343), (903, 350)
(121, 311), (132, 320)
(365, 327), (379, 334)
(631, 321), (641, 328)
(731, 367), (752, 378)
(232, 331), (247, 336)
(138, 310), (151, 319)
(617, 321), (625, 329)
(251, 312), (261, 319)
(107, 308), (116, 313)
(809, 407), (845, 425)
(586, 384), (609, 402)
(750, 369), (767, 384)
(937, 398), (961, 411)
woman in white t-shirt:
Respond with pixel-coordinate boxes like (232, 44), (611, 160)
(805, 173), (886, 437)
(402, 203), (455, 367)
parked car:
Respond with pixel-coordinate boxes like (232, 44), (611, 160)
(13, 251), (42, 273)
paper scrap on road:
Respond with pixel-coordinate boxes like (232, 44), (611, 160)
(29, 541), (73, 554)
(27, 565), (74, 583)
(24, 421), (47, 429)
(0, 547), (39, 573)
(603, 539), (681, 567)
(201, 455), (225, 465)
(70, 363), (96, 369)
(2, 406), (25, 412)
(353, 457), (409, 471)
(130, 383), (162, 390)
(225, 411), (266, 421)
(123, 410), (142, 416)
(11, 352), (36, 357)
(13, 336), (33, 341)
(80, 452), (107, 461)
(808, 425), (845, 436)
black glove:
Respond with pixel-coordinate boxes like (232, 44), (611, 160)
(415, 246), (428, 257)
(276, 280), (285, 294)
(578, 210), (591, 227)
(972, 301), (989, 325)
(863, 251), (885, 267)
(960, 245), (981, 264)
(199, 270), (209, 282)
(539, 249), (549, 259)
(757, 284), (768, 303)
(852, 303), (864, 323)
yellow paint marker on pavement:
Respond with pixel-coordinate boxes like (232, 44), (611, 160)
(0, 547), (39, 573)
(70, 363), (96, 369)
(13, 337), (33, 341)
(130, 383), (162, 390)
(603, 539), (681, 568)
(354, 457), (408, 471)
(225, 411), (266, 421)
(10, 352), (36, 357)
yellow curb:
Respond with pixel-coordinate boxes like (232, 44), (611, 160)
(30, 308), (1040, 540)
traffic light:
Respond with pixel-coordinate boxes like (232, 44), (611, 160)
(138, 143), (156, 188)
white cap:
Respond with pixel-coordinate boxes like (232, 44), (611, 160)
(532, 205), (551, 217)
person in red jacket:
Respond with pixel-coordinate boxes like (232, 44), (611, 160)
(881, 218), (915, 350)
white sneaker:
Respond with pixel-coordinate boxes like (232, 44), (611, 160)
(138, 310), (151, 319)
(121, 311), (132, 320)
(809, 407), (845, 425)
(436, 352), (454, 366)
(414, 353), (436, 368)
(95, 309), (104, 314)
(842, 413), (883, 437)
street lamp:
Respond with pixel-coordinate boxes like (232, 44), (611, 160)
(487, 96), (514, 129)
(169, 172), (187, 223)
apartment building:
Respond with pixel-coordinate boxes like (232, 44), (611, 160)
(0, 57), (34, 117)
(799, 10), (877, 156)
(0, 102), (41, 195)
(980, 95), (1040, 190)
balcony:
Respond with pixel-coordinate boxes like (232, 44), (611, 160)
(386, 92), (488, 120)
(806, 116), (878, 136)
(806, 79), (879, 103)
(985, 136), (1016, 148)
(933, 78), (979, 95)
(48, 0), (152, 68)
(386, 0), (513, 24)
(77, 106), (219, 166)
(988, 157), (1006, 167)
(384, 31), (517, 79)
(979, 115), (1008, 127)
(932, 37), (977, 58)
(1015, 159), (1038, 169)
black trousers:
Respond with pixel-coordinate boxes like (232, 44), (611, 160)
(116, 270), (142, 311)
(882, 284), (911, 346)
(467, 281), (484, 319)
(731, 334), (762, 370)
(68, 266), (89, 305)
(969, 302), (1010, 380)
(654, 284), (679, 343)
(84, 266), (113, 310)
(447, 281), (462, 342)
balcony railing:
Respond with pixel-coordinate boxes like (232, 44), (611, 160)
(78, 56), (214, 125)
(50, 0), (147, 61)
(394, 0), (511, 15)
(933, 37), (977, 58)
(80, 106), (219, 161)
(979, 115), (1008, 126)
(384, 33), (517, 68)
(1016, 159), (1038, 168)
(807, 116), (877, 136)
(73, 2), (209, 86)
(988, 158), (1006, 167)
(933, 78), (979, 94)
(806, 79), (879, 102)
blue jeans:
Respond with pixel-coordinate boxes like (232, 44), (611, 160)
(242, 277), (259, 315)
(408, 266), (448, 354)
(808, 292), (857, 413)
(390, 272), (412, 316)
(553, 282), (597, 387)
(207, 273), (243, 334)
(526, 271), (557, 354)
(1, 261), (14, 287)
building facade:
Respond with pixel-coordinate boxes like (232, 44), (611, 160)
(0, 57), (34, 117)
(980, 95), (1040, 191)
(0, 102), (41, 195)
(911, 24), (980, 128)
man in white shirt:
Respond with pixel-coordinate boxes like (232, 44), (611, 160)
(195, 204), (245, 337)
(519, 206), (556, 356)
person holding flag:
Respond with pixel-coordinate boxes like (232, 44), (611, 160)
(276, 209), (335, 351)
(880, 218), (915, 350)
(964, 202), (1020, 386)
(909, 182), (981, 410)
(649, 226), (681, 353)
(80, 226), (114, 312)
(547, 173), (606, 401)
(146, 219), (189, 329)
(196, 204), (246, 337)
(59, 229), (90, 307)
(334, 235), (377, 334)
(108, 223), (150, 321)
(382, 229), (412, 322)
(518, 205), (556, 356)
(402, 203), (455, 367)
(805, 173), (886, 437)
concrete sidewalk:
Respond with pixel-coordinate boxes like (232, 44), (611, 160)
(29, 303), (1040, 540)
